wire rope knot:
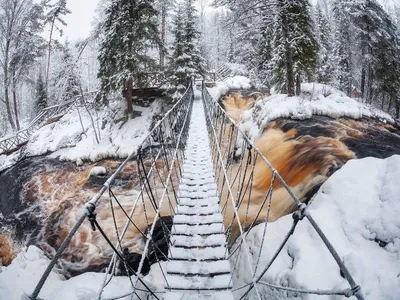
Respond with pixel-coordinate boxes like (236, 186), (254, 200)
(344, 285), (362, 298)
(293, 203), (307, 222)
(247, 145), (253, 164)
(86, 202), (97, 231)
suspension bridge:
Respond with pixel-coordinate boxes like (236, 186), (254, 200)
(20, 81), (365, 300)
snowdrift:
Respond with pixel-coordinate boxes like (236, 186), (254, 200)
(0, 98), (164, 171)
(232, 155), (400, 299)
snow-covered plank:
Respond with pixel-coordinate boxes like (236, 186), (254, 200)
(178, 190), (217, 199)
(182, 167), (215, 175)
(171, 234), (226, 248)
(178, 183), (218, 193)
(167, 260), (231, 275)
(182, 177), (215, 186)
(171, 224), (225, 236)
(183, 173), (215, 181)
(178, 197), (220, 206)
(175, 204), (220, 215)
(166, 274), (233, 290)
(169, 246), (227, 260)
(173, 213), (223, 225)
(164, 290), (234, 300)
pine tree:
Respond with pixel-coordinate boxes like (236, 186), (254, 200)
(331, 0), (353, 96)
(97, 0), (160, 118)
(54, 43), (81, 103)
(36, 73), (48, 113)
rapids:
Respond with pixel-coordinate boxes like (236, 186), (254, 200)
(1, 91), (400, 278)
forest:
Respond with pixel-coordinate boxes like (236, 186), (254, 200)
(0, 0), (400, 137)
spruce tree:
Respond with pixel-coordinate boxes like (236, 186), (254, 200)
(270, 0), (318, 96)
(331, 0), (353, 96)
(314, 2), (333, 84)
(169, 3), (187, 89)
(36, 73), (48, 113)
(255, 7), (275, 88)
(97, 0), (160, 118)
(168, 0), (205, 91)
(351, 0), (400, 103)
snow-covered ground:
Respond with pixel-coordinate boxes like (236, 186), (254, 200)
(0, 99), (164, 171)
(232, 155), (400, 299)
(208, 78), (394, 142)
(0, 245), (165, 300)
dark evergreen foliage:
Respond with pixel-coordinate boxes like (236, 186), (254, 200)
(36, 73), (47, 113)
(168, 0), (205, 91)
(97, 0), (161, 117)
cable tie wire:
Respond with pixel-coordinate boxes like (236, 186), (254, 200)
(86, 202), (97, 231)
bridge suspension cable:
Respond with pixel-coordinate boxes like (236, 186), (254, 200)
(26, 80), (364, 300)
(202, 84), (364, 300)
(28, 83), (194, 300)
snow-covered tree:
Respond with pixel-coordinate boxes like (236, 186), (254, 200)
(256, 17), (274, 88)
(314, 2), (333, 84)
(54, 43), (81, 103)
(352, 0), (400, 104)
(36, 73), (47, 113)
(44, 0), (71, 94)
(97, 0), (161, 118)
(331, 0), (353, 96)
(0, 0), (45, 130)
(154, 0), (174, 68)
(269, 0), (318, 96)
(168, 0), (205, 91)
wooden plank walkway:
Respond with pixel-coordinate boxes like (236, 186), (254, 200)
(164, 95), (234, 300)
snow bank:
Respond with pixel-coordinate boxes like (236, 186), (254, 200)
(233, 155), (400, 299)
(0, 99), (163, 170)
(207, 76), (253, 102)
(0, 151), (20, 172)
(238, 83), (393, 141)
(207, 81), (394, 142)
(0, 245), (160, 300)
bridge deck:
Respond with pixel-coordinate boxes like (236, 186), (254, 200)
(165, 94), (234, 299)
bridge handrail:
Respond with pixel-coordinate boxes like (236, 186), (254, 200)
(28, 82), (194, 300)
(202, 84), (365, 300)
(0, 91), (97, 153)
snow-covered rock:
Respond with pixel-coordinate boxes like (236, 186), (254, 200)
(208, 76), (253, 101)
(233, 155), (400, 299)
(76, 158), (83, 166)
(88, 166), (107, 177)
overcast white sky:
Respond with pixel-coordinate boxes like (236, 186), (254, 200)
(62, 0), (99, 41)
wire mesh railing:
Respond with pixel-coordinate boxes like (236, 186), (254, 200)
(202, 84), (365, 300)
(0, 91), (98, 155)
(28, 83), (194, 300)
